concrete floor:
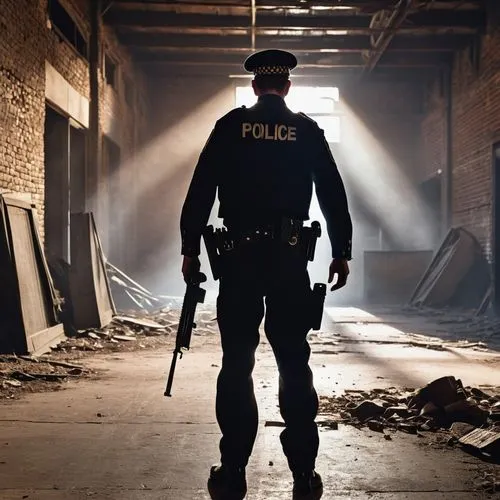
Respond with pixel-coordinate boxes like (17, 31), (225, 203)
(0, 307), (499, 499)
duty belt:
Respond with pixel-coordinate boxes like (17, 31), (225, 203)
(227, 218), (303, 246)
(203, 218), (322, 280)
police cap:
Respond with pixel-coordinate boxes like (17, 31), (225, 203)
(244, 49), (297, 76)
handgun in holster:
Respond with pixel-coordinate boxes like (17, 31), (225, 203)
(203, 225), (232, 281)
(302, 220), (322, 261)
(311, 283), (327, 330)
(301, 221), (325, 329)
(281, 218), (322, 262)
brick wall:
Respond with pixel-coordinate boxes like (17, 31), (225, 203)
(421, 24), (500, 258)
(0, 0), (150, 268)
(0, 0), (49, 217)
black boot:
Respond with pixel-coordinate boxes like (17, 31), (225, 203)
(207, 464), (247, 500)
(292, 470), (323, 500)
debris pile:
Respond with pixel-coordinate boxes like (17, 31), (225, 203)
(0, 306), (219, 399)
(319, 376), (500, 460)
(51, 306), (219, 353)
(0, 355), (89, 399)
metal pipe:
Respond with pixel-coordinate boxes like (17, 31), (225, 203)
(363, 0), (414, 74)
(251, 0), (256, 50)
(443, 65), (453, 234)
(88, 0), (102, 214)
(102, 1), (114, 16)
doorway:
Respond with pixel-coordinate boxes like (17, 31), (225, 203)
(493, 143), (500, 312)
(44, 105), (87, 264)
(102, 136), (122, 266)
(419, 172), (442, 248)
(44, 106), (70, 262)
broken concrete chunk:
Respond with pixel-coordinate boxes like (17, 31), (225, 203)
(318, 420), (338, 430)
(398, 423), (418, 434)
(384, 406), (413, 419)
(444, 399), (489, 427)
(264, 420), (286, 427)
(366, 420), (385, 433)
(411, 376), (466, 410)
(470, 387), (493, 400)
(348, 400), (386, 421)
(490, 411), (500, 422)
(420, 402), (444, 419)
(450, 422), (476, 439)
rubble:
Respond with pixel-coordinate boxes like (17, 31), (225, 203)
(49, 303), (219, 355)
(319, 376), (500, 462)
(0, 304), (219, 399)
(0, 354), (91, 400)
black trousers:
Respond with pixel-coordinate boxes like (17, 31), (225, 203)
(215, 239), (319, 472)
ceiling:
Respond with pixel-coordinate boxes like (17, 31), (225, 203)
(102, 0), (488, 80)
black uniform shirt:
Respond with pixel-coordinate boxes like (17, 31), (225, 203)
(180, 93), (353, 259)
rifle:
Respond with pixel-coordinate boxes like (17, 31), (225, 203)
(164, 271), (207, 397)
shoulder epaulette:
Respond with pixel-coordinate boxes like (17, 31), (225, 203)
(298, 111), (319, 127)
(220, 107), (246, 122)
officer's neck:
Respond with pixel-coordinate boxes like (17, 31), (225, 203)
(255, 90), (286, 99)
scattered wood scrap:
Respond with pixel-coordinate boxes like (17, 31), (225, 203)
(106, 262), (168, 312)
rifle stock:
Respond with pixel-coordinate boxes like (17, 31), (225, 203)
(164, 271), (207, 397)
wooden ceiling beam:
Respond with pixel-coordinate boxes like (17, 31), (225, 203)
(109, 0), (482, 15)
(114, 24), (478, 36)
(104, 9), (485, 29)
(123, 34), (471, 52)
(136, 50), (452, 67)
(144, 63), (440, 82)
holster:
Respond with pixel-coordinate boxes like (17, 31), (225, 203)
(310, 282), (327, 330)
(202, 225), (230, 281)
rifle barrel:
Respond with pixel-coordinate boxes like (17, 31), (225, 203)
(164, 350), (179, 397)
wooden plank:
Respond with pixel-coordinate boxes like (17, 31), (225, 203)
(28, 324), (66, 356)
(459, 428), (500, 452)
(409, 227), (478, 307)
(109, 1), (482, 15)
(124, 35), (469, 51)
(0, 196), (65, 355)
(104, 9), (484, 30)
(70, 212), (115, 330)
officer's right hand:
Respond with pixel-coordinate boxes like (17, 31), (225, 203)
(328, 258), (349, 291)
(182, 255), (201, 283)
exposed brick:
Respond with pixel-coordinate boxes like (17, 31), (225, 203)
(0, 0), (150, 267)
(421, 24), (500, 260)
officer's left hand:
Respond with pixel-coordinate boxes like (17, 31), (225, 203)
(182, 256), (201, 283)
(328, 258), (349, 291)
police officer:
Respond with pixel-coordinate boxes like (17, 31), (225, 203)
(180, 49), (352, 500)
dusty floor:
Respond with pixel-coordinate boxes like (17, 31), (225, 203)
(0, 306), (499, 499)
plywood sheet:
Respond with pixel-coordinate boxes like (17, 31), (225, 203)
(70, 212), (115, 329)
(0, 196), (65, 355)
